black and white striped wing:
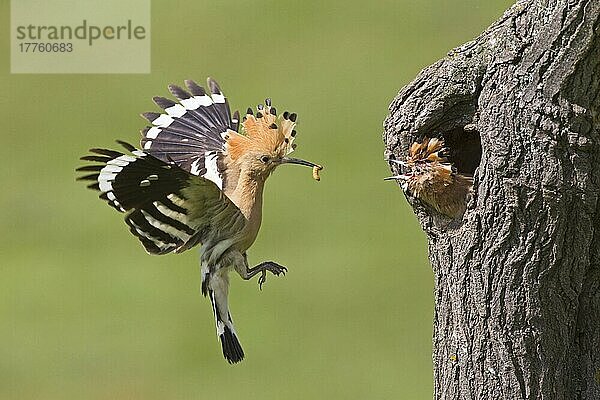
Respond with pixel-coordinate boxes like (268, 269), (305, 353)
(140, 78), (240, 191)
(77, 141), (245, 255)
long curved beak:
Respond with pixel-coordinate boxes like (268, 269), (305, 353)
(281, 157), (322, 169)
(281, 157), (323, 169)
(281, 157), (323, 181)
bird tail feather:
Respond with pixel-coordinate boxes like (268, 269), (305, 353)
(207, 271), (244, 364)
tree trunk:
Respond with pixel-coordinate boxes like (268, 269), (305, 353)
(383, 1), (600, 399)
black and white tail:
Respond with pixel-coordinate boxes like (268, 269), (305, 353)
(205, 269), (244, 364)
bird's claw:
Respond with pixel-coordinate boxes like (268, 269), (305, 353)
(255, 262), (288, 290)
(258, 271), (267, 290)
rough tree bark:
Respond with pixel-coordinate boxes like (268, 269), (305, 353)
(383, 1), (599, 399)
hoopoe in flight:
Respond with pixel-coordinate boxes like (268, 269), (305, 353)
(77, 78), (322, 364)
(386, 137), (472, 218)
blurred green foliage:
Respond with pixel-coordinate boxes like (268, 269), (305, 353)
(1, 1), (512, 398)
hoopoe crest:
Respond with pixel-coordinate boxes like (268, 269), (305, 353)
(386, 137), (472, 218)
(78, 78), (322, 364)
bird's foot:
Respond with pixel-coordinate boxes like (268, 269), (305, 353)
(251, 261), (287, 290)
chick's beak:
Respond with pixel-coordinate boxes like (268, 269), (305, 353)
(388, 159), (409, 167)
(384, 174), (412, 181)
(384, 159), (412, 181)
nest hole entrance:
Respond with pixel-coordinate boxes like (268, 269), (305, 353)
(441, 126), (481, 176)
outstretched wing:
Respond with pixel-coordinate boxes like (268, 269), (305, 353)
(140, 78), (240, 191)
(77, 141), (246, 255)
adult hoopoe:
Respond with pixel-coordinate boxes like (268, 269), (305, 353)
(385, 137), (472, 218)
(77, 78), (322, 364)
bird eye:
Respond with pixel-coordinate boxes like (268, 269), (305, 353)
(260, 156), (270, 163)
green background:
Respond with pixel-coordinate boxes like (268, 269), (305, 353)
(1, 1), (512, 399)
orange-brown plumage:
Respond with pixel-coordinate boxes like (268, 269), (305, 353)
(387, 137), (473, 218)
(226, 105), (296, 162)
(78, 77), (323, 365)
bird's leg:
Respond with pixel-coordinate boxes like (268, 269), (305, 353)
(235, 253), (287, 290)
(248, 261), (288, 290)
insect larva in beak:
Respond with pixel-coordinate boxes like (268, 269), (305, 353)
(312, 165), (323, 181)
